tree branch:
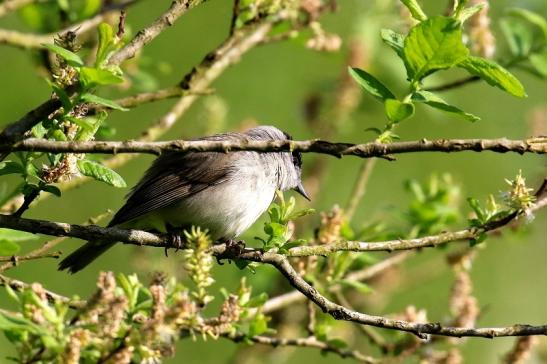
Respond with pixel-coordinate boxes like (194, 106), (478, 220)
(1, 137), (545, 157)
(0, 251), (61, 263)
(229, 249), (547, 338)
(262, 252), (411, 313)
(0, 193), (545, 338)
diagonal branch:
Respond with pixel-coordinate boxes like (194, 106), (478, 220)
(0, 0), (205, 146)
(243, 250), (547, 338)
(1, 137), (546, 157)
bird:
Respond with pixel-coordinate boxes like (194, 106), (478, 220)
(58, 125), (309, 273)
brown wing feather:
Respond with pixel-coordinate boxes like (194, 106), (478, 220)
(108, 133), (244, 227)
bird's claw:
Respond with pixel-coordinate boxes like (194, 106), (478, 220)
(164, 232), (184, 257)
(215, 239), (246, 265)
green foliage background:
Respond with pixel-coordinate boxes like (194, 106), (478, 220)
(0, 0), (546, 362)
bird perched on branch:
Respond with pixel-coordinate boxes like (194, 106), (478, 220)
(59, 126), (309, 273)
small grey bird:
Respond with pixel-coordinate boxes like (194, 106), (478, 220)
(59, 126), (309, 273)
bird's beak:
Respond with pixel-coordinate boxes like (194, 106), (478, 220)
(294, 181), (311, 201)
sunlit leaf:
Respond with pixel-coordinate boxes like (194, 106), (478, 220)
(80, 67), (124, 88)
(459, 56), (526, 97)
(384, 99), (414, 122)
(348, 67), (395, 101)
(42, 43), (83, 68)
(411, 90), (480, 122)
(403, 16), (469, 81)
(80, 93), (128, 111)
(76, 159), (127, 187)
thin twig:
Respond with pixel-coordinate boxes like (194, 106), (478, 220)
(426, 76), (481, 92)
(12, 189), (40, 217)
(0, 251), (61, 263)
(262, 252), (411, 313)
(345, 158), (377, 221)
(1, 137), (545, 157)
(108, 0), (208, 65)
(225, 333), (379, 363)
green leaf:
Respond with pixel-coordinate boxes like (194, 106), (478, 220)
(380, 29), (404, 57)
(264, 222), (286, 238)
(0, 229), (39, 242)
(41, 184), (61, 197)
(42, 43), (83, 67)
(530, 53), (547, 77)
(348, 67), (395, 101)
(500, 19), (533, 57)
(76, 159), (127, 187)
(403, 16), (469, 81)
(0, 161), (25, 176)
(80, 93), (128, 111)
(80, 67), (124, 88)
(411, 90), (480, 122)
(96, 23), (116, 67)
(467, 197), (486, 222)
(400, 0), (427, 21)
(507, 8), (547, 38)
(384, 99), (414, 122)
(459, 56), (526, 97)
(0, 240), (20, 256)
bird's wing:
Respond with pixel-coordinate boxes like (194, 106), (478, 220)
(108, 136), (241, 227)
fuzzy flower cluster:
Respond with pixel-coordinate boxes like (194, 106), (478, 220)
(182, 227), (215, 306)
(501, 170), (536, 220)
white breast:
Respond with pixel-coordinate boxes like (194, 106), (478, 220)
(156, 156), (277, 240)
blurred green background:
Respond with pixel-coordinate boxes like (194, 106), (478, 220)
(0, 0), (546, 362)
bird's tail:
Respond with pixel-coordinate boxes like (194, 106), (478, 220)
(58, 240), (116, 274)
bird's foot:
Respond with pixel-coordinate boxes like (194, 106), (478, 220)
(164, 230), (185, 257)
(215, 239), (246, 265)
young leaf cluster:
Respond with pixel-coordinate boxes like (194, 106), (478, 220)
(349, 1), (530, 128)
(256, 191), (315, 252)
(0, 24), (130, 207)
